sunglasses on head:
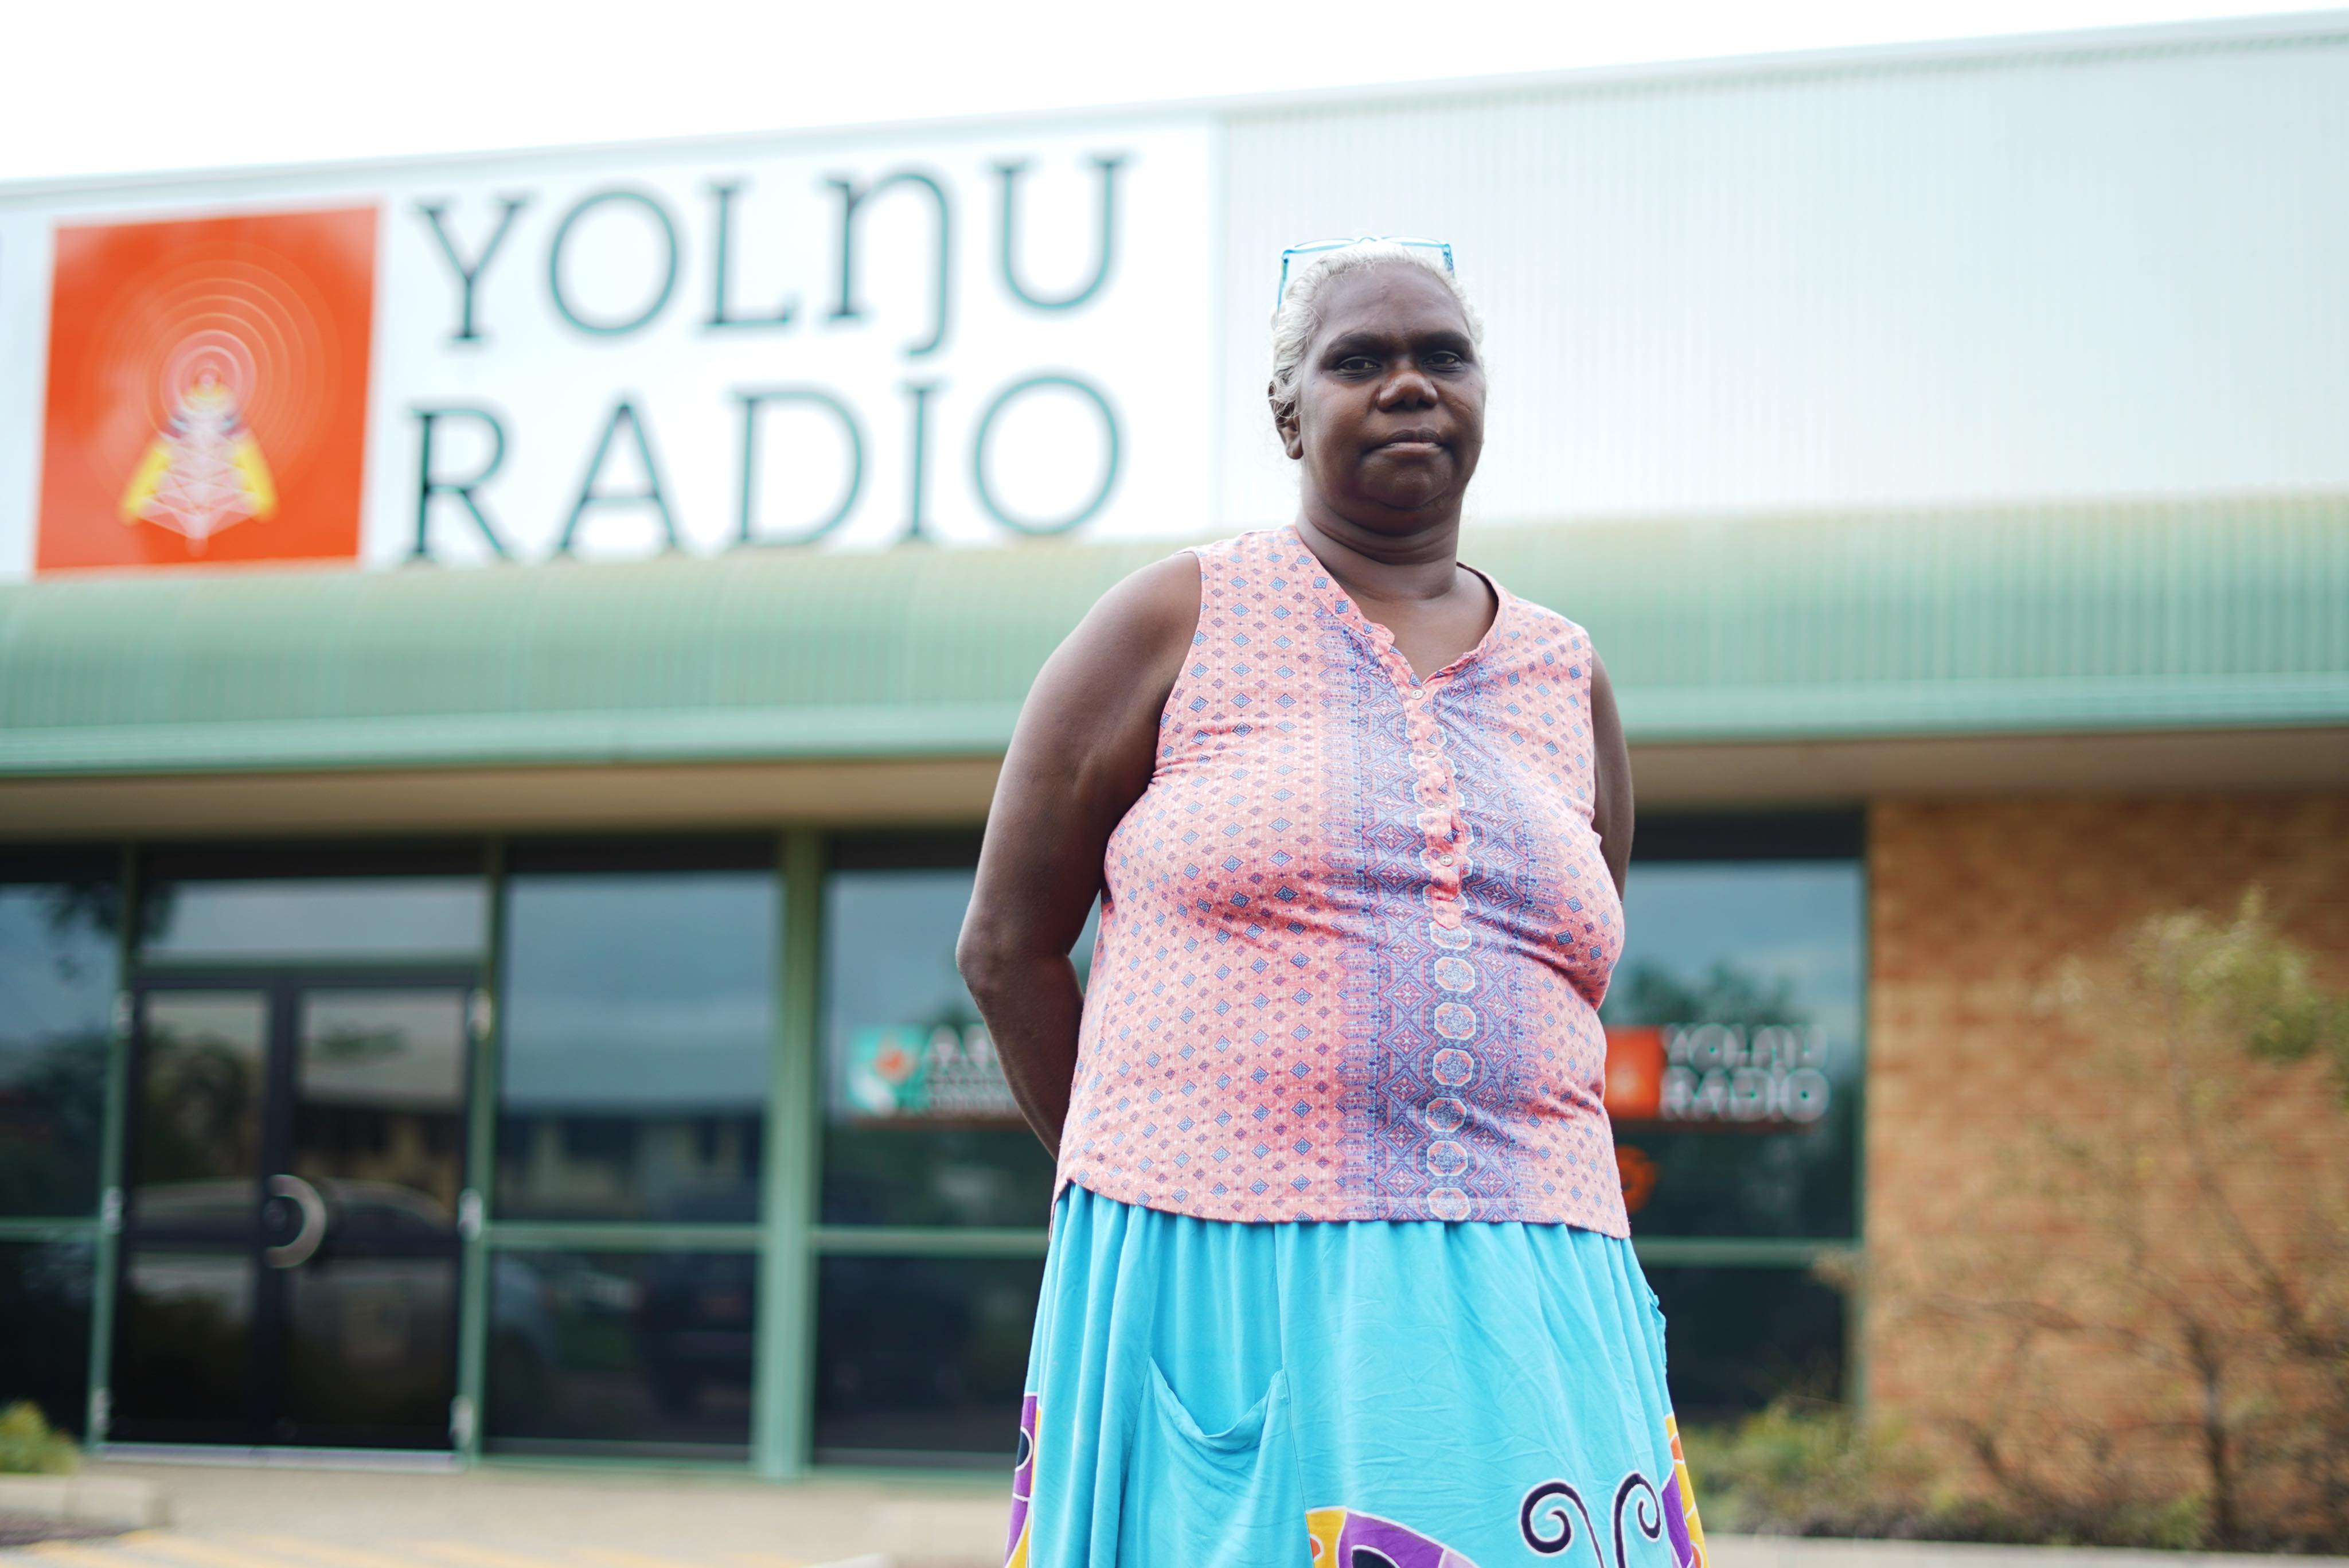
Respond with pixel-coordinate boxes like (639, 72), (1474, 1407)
(1274, 236), (1456, 318)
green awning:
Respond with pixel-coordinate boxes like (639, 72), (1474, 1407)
(2, 494), (2343, 778)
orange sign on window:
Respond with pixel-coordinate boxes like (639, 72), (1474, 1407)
(37, 205), (378, 573)
(1603, 1024), (1665, 1123)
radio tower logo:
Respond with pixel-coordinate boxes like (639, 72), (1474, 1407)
(119, 331), (279, 549)
(38, 205), (376, 573)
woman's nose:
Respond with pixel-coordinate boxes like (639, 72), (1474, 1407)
(1377, 367), (1438, 407)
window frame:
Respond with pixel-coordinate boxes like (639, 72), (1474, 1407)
(0, 847), (125, 1229)
(481, 836), (787, 1469)
(805, 831), (1052, 1467)
(8, 813), (1873, 1477)
(1615, 810), (1871, 1410)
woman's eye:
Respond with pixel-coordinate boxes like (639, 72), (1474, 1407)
(1336, 356), (1379, 375)
(1426, 352), (1464, 370)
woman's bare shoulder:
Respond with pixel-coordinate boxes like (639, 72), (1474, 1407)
(1047, 549), (1202, 691)
(1096, 549), (1203, 643)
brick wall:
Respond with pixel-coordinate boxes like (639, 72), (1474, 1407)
(1863, 794), (2349, 1496)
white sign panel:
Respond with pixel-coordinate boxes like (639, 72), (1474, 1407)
(0, 119), (1216, 579)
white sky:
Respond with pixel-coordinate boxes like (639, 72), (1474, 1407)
(4, 0), (2339, 186)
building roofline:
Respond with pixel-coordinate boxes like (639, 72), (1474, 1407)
(3, 7), (2345, 207)
(3, 492), (2344, 778)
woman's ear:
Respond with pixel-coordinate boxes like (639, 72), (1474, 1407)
(1269, 380), (1304, 462)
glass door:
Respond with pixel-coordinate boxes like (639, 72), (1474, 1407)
(112, 975), (475, 1450)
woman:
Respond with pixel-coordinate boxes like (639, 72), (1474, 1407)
(959, 241), (1704, 1568)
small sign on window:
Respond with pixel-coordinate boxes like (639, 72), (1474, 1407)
(842, 1024), (1022, 1122)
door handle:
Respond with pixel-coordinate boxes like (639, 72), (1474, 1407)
(264, 1173), (328, 1269)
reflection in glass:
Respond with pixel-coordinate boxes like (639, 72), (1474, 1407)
(1643, 1264), (1847, 1422)
(133, 993), (267, 1227)
(113, 1249), (253, 1438)
(815, 1254), (1042, 1463)
(142, 878), (487, 962)
(498, 872), (775, 1222)
(822, 869), (1091, 1228)
(485, 1251), (754, 1457)
(0, 884), (116, 1217)
(0, 1240), (93, 1436)
(1601, 863), (1864, 1238)
(295, 990), (466, 1223)
(284, 1256), (457, 1445)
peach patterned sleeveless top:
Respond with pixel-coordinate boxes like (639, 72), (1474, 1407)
(1057, 525), (1629, 1235)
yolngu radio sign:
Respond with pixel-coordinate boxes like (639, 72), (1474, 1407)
(384, 126), (1213, 567)
(13, 122), (1213, 575)
(411, 157), (1118, 557)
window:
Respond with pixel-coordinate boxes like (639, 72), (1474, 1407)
(814, 1255), (1042, 1465)
(1642, 1264), (1847, 1421)
(497, 841), (778, 1224)
(140, 844), (488, 965)
(0, 1239), (93, 1437)
(812, 833), (1087, 1466)
(0, 857), (117, 1218)
(18, 818), (1873, 1469)
(1601, 817), (1866, 1239)
(820, 834), (1092, 1230)
(113, 1246), (252, 1442)
(485, 1250), (756, 1459)
(1601, 814), (1867, 1422)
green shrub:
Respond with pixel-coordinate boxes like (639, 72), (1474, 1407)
(1855, 892), (2349, 1553)
(1682, 1401), (2212, 1548)
(0, 1402), (78, 1475)
(1682, 1400), (1926, 1536)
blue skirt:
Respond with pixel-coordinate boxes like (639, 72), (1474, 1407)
(1006, 1183), (1710, 1568)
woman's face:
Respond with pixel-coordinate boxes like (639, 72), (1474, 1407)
(1280, 263), (1485, 531)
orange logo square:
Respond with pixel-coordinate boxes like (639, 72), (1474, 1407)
(37, 205), (377, 573)
(1603, 1024), (1666, 1122)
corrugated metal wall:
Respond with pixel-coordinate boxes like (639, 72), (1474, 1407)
(1213, 24), (2349, 529)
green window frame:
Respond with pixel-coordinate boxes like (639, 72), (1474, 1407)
(0, 847), (136, 1441)
(470, 834), (802, 1473)
(1613, 812), (1872, 1411)
(4, 814), (1872, 1472)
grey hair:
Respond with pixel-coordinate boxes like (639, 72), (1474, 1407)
(1267, 242), (1483, 434)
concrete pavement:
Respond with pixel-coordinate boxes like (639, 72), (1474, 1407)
(7, 1461), (2345, 1568)
(7, 1461), (1002, 1568)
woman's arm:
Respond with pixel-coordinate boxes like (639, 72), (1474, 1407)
(957, 554), (1201, 1159)
(1590, 653), (1634, 899)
